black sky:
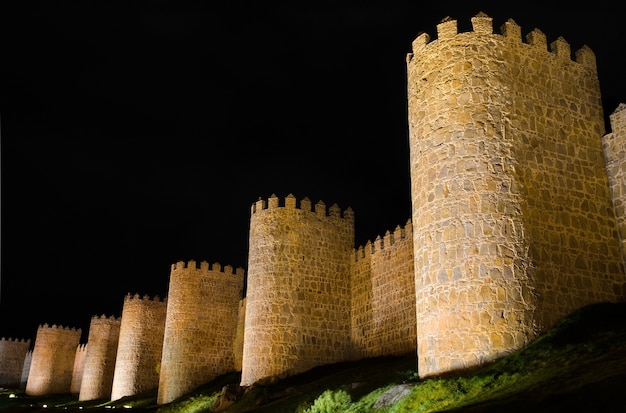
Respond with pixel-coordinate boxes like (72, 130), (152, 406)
(2, 1), (625, 343)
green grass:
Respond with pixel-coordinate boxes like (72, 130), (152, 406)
(2, 302), (625, 413)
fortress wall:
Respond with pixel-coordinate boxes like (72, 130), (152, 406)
(79, 315), (121, 401)
(497, 24), (625, 326)
(157, 260), (244, 405)
(407, 13), (625, 378)
(233, 298), (247, 372)
(0, 338), (31, 388)
(70, 344), (87, 394)
(20, 350), (32, 389)
(111, 294), (167, 401)
(351, 220), (416, 358)
(25, 324), (82, 396)
(604, 103), (626, 272)
(350, 241), (373, 357)
(241, 194), (355, 386)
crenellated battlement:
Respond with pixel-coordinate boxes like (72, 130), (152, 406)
(89, 314), (121, 325)
(406, 12), (596, 68)
(170, 259), (245, 277)
(38, 323), (82, 333)
(0, 337), (30, 343)
(124, 293), (166, 303)
(354, 219), (413, 261)
(251, 193), (355, 221)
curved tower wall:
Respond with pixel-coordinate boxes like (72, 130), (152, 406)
(241, 194), (355, 386)
(79, 315), (121, 401)
(157, 260), (244, 405)
(350, 220), (416, 358)
(0, 338), (31, 388)
(25, 324), (82, 396)
(407, 13), (626, 378)
(70, 344), (87, 394)
(111, 294), (167, 401)
(603, 103), (626, 270)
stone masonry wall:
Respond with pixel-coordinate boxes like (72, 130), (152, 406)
(6, 12), (626, 400)
(79, 315), (121, 401)
(25, 324), (81, 396)
(70, 344), (87, 394)
(350, 220), (416, 358)
(603, 103), (626, 271)
(233, 298), (246, 372)
(111, 294), (167, 401)
(157, 260), (244, 405)
(407, 13), (626, 378)
(241, 194), (355, 386)
(20, 350), (31, 389)
(0, 338), (31, 388)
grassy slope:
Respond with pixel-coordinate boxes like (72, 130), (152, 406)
(2, 302), (625, 413)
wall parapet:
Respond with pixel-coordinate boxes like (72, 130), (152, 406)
(251, 193), (355, 221)
(38, 324), (82, 334)
(354, 219), (412, 261)
(124, 293), (166, 304)
(89, 314), (121, 325)
(170, 260), (245, 277)
(407, 12), (595, 67)
(0, 337), (30, 343)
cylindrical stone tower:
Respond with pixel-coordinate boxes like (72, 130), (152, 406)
(157, 260), (244, 405)
(240, 194), (355, 386)
(79, 315), (121, 401)
(406, 13), (626, 378)
(0, 337), (31, 388)
(25, 324), (82, 396)
(111, 294), (167, 401)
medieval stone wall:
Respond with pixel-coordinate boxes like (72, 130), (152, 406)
(157, 260), (244, 404)
(351, 220), (416, 358)
(406, 13), (626, 378)
(5, 11), (626, 404)
(233, 298), (247, 372)
(25, 324), (81, 396)
(111, 294), (167, 401)
(241, 194), (355, 386)
(603, 103), (626, 270)
(70, 343), (87, 394)
(79, 315), (121, 401)
(20, 350), (31, 389)
(0, 338), (31, 388)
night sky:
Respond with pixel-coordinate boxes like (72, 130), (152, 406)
(2, 1), (625, 343)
